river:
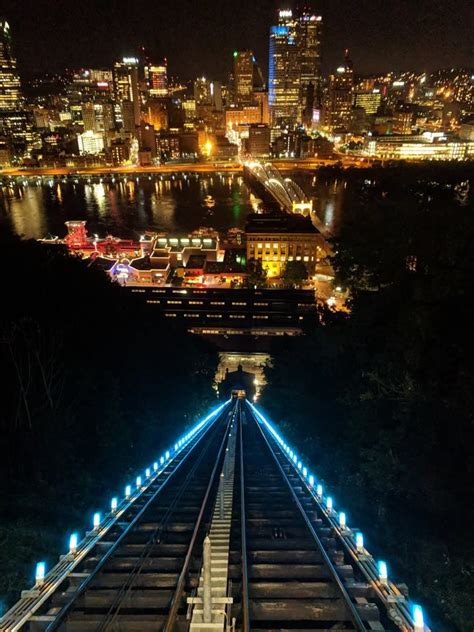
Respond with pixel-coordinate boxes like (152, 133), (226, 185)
(0, 171), (347, 240)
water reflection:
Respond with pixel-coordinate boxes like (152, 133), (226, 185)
(1, 172), (347, 239)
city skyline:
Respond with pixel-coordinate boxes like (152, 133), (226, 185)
(3, 0), (473, 81)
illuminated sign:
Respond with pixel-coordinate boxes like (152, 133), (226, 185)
(123, 57), (139, 65)
(337, 66), (346, 74)
(96, 81), (109, 87)
(279, 9), (292, 18)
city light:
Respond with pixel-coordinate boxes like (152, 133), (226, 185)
(356, 532), (364, 552)
(69, 533), (78, 554)
(35, 562), (46, 586)
(378, 560), (388, 584)
(413, 605), (424, 630)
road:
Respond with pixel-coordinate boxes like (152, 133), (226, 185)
(0, 156), (370, 178)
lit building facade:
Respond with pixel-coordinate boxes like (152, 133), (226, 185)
(269, 10), (300, 127)
(246, 212), (319, 277)
(353, 90), (381, 115)
(296, 10), (322, 124)
(113, 57), (140, 128)
(269, 9), (322, 128)
(365, 134), (473, 161)
(145, 61), (168, 97)
(324, 51), (354, 132)
(234, 50), (254, 104)
(77, 130), (105, 155)
(0, 20), (21, 110)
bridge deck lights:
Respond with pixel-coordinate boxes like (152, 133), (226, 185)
(93, 513), (101, 530)
(35, 562), (46, 586)
(69, 533), (78, 554)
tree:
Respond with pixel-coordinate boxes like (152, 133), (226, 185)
(246, 260), (267, 288)
(283, 260), (307, 287)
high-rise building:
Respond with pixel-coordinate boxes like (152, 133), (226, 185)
(194, 77), (222, 111)
(234, 50), (254, 104)
(296, 8), (322, 124)
(0, 20), (21, 110)
(0, 20), (35, 161)
(324, 51), (354, 132)
(145, 61), (168, 98)
(113, 57), (140, 128)
(268, 9), (300, 127)
(353, 89), (382, 115)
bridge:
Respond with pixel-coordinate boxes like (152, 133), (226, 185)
(0, 399), (429, 632)
(243, 160), (313, 215)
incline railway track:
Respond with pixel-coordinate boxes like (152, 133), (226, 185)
(0, 399), (428, 632)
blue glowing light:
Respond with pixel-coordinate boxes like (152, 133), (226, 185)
(145, 468), (150, 477)
(35, 561), (46, 584)
(93, 512), (101, 529)
(297, 461), (302, 470)
(317, 484), (323, 496)
(69, 533), (78, 554)
(125, 484), (131, 498)
(136, 476), (142, 488)
(165, 451), (170, 460)
(309, 475), (314, 486)
(326, 497), (333, 510)
(356, 532), (364, 551)
(303, 467), (307, 477)
(413, 605), (424, 629)
(111, 497), (118, 512)
(339, 512), (346, 527)
(153, 462), (158, 471)
(160, 457), (164, 465)
(378, 560), (388, 582)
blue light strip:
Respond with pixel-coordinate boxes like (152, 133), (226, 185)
(248, 401), (429, 632)
(0, 400), (230, 632)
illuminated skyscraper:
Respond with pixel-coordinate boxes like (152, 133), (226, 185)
(269, 7), (322, 128)
(296, 8), (322, 124)
(113, 57), (140, 128)
(0, 20), (35, 161)
(269, 9), (300, 127)
(0, 20), (21, 110)
(324, 51), (354, 132)
(145, 61), (168, 97)
(234, 50), (254, 104)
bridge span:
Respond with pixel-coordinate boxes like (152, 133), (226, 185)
(0, 400), (429, 632)
(243, 160), (313, 215)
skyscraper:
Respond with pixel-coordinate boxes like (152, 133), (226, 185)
(324, 51), (354, 132)
(269, 7), (322, 129)
(113, 57), (140, 129)
(269, 9), (300, 127)
(145, 61), (168, 98)
(0, 20), (21, 110)
(234, 50), (254, 104)
(0, 20), (34, 162)
(296, 8), (322, 125)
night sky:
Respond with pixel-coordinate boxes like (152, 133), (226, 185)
(4, 0), (473, 80)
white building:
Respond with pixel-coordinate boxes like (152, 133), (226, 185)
(77, 130), (105, 155)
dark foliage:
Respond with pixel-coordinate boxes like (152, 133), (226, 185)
(263, 165), (474, 631)
(0, 233), (218, 610)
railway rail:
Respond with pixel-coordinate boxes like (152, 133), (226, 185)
(0, 399), (428, 632)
